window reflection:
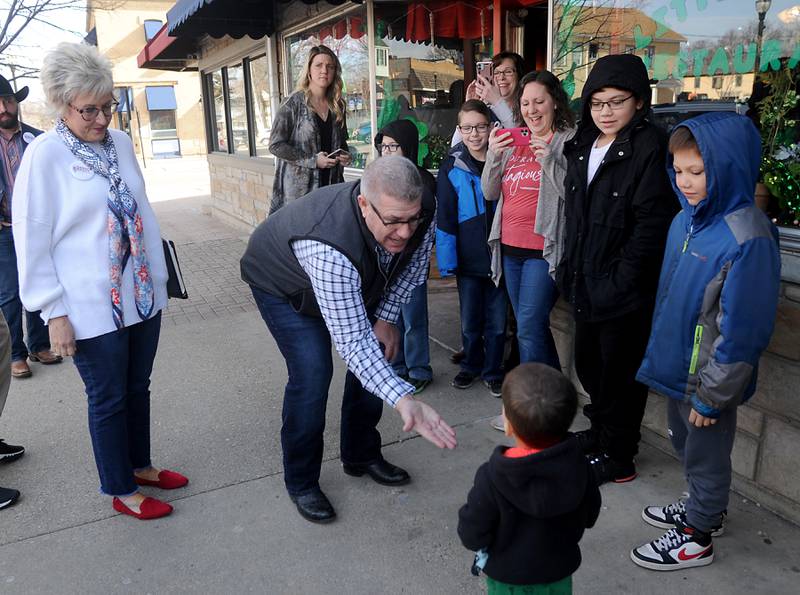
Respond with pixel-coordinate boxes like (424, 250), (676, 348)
(228, 64), (249, 155)
(249, 55), (272, 157)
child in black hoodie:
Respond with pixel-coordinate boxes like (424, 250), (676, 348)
(458, 363), (601, 594)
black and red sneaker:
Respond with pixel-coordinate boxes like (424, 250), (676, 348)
(588, 453), (637, 485)
(631, 517), (714, 571)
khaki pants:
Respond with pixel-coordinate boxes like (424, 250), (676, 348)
(0, 311), (11, 417)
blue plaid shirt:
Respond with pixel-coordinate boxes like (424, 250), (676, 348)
(292, 222), (434, 407)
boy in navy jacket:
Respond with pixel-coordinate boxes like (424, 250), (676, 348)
(436, 100), (506, 396)
(632, 113), (781, 571)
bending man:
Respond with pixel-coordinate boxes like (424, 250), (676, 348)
(241, 156), (456, 524)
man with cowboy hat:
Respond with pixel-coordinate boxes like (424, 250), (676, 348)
(0, 73), (62, 380)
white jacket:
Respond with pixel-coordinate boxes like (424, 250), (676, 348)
(12, 128), (168, 340)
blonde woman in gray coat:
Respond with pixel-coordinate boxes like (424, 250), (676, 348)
(268, 45), (351, 214)
(482, 71), (575, 429)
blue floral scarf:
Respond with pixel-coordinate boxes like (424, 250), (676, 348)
(56, 119), (154, 329)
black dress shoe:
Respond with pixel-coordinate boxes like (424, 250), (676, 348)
(290, 489), (336, 524)
(342, 458), (411, 486)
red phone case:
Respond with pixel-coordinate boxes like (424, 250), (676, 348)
(495, 127), (531, 147)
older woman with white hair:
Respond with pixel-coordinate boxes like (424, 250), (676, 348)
(12, 42), (187, 520)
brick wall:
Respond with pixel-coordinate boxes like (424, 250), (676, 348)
(207, 154), (274, 229)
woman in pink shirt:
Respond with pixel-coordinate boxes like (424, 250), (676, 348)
(482, 71), (576, 370)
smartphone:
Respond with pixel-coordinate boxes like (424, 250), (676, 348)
(495, 127), (531, 147)
(476, 60), (493, 79)
(326, 148), (346, 158)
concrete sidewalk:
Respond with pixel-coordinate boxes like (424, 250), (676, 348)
(0, 190), (797, 594)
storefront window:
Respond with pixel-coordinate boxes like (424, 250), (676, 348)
(208, 69), (228, 152)
(227, 64), (249, 156)
(552, 0), (799, 105)
(249, 55), (272, 157)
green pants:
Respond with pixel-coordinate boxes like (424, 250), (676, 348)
(486, 574), (572, 595)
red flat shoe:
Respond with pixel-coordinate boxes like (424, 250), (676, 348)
(134, 469), (189, 490)
(112, 496), (173, 520)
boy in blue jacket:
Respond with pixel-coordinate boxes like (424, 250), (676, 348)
(436, 100), (506, 397)
(632, 113), (781, 571)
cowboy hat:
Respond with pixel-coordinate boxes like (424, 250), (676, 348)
(0, 75), (29, 102)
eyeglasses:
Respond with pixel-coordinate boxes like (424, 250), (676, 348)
(69, 101), (119, 122)
(380, 143), (401, 154)
(589, 95), (633, 112)
(493, 68), (516, 79)
(369, 202), (426, 229)
(457, 124), (490, 134)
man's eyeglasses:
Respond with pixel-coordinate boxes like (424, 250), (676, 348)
(69, 101), (119, 122)
(369, 202), (426, 229)
(457, 124), (490, 135)
(493, 68), (516, 79)
(589, 95), (633, 112)
(380, 143), (401, 154)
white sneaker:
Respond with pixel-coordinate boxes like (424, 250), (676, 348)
(631, 518), (714, 571)
(642, 498), (725, 537)
(489, 414), (505, 432)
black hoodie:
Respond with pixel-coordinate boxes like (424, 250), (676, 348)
(374, 119), (437, 198)
(556, 54), (678, 322)
(458, 438), (601, 585)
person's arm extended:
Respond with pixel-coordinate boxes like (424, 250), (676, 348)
(457, 464), (499, 551)
(693, 232), (781, 417)
(374, 217), (435, 325)
(268, 99), (317, 168)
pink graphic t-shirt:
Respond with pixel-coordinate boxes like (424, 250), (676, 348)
(500, 145), (546, 250)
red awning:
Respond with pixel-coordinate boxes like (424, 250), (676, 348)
(137, 22), (198, 71)
(405, 1), (492, 43)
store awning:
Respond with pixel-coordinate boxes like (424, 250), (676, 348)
(137, 22), (200, 71)
(145, 86), (178, 110)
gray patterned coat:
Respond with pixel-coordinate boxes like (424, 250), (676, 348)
(268, 91), (349, 214)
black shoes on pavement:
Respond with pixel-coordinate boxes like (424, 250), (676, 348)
(343, 458), (410, 486)
(0, 439), (25, 512)
(589, 453), (637, 485)
(290, 489), (336, 524)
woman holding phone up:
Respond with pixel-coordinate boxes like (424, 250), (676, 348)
(482, 70), (576, 384)
(268, 45), (351, 214)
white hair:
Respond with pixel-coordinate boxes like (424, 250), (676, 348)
(361, 155), (422, 204)
(40, 42), (114, 118)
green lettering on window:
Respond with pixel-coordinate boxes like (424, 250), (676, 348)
(669, 0), (688, 22)
(708, 47), (730, 75)
(789, 42), (800, 69)
(652, 7), (669, 38)
(733, 43), (756, 74)
(692, 48), (710, 77)
(696, 0), (708, 10)
(760, 39), (782, 72)
(672, 49), (690, 78)
(634, 25), (652, 50)
(653, 53), (672, 80)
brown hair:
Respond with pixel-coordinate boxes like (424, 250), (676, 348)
(668, 126), (699, 154)
(519, 70), (576, 131)
(296, 45), (345, 125)
(458, 98), (492, 123)
(491, 51), (525, 126)
(502, 363), (577, 448)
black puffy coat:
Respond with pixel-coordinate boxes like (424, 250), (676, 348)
(556, 55), (678, 322)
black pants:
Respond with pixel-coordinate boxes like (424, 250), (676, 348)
(574, 307), (653, 463)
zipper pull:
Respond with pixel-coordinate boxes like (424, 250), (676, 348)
(682, 224), (693, 253)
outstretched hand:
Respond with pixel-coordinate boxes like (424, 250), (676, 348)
(396, 396), (457, 449)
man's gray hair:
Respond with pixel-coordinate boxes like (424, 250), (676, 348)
(41, 42), (114, 118)
(361, 155), (422, 204)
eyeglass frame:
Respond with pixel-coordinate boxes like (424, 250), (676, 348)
(588, 95), (634, 112)
(368, 201), (427, 229)
(493, 68), (516, 79)
(69, 101), (120, 122)
(457, 123), (491, 135)
(379, 143), (402, 154)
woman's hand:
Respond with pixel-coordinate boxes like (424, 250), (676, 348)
(475, 74), (502, 105)
(530, 138), (551, 162)
(336, 152), (352, 167)
(49, 316), (76, 358)
(316, 152), (338, 169)
(488, 127), (513, 154)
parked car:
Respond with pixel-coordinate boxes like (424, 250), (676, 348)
(651, 101), (748, 132)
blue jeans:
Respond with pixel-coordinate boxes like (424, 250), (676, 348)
(0, 226), (49, 361)
(252, 287), (384, 496)
(456, 275), (507, 382)
(72, 312), (162, 496)
(391, 282), (432, 381)
(503, 254), (561, 370)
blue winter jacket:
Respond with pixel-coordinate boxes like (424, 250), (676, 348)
(636, 113), (781, 418)
(435, 143), (496, 278)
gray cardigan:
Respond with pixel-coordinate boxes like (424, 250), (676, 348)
(481, 127), (575, 284)
(268, 91), (348, 214)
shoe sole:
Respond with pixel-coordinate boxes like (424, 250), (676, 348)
(11, 371), (31, 379)
(641, 509), (725, 537)
(613, 472), (638, 483)
(28, 355), (62, 365)
(0, 451), (25, 464)
(0, 495), (20, 509)
(451, 380), (475, 389)
(294, 506), (337, 524)
(342, 466), (411, 486)
(630, 548), (714, 571)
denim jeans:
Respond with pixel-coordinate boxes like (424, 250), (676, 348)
(0, 226), (50, 361)
(391, 282), (432, 381)
(252, 287), (384, 496)
(456, 275), (507, 382)
(502, 254), (561, 369)
(72, 312), (162, 497)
